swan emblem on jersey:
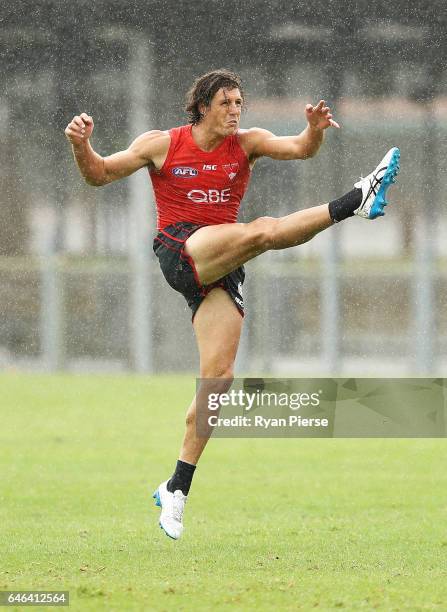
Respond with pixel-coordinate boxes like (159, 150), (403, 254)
(222, 163), (239, 181)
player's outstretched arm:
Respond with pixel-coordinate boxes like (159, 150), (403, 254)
(243, 100), (340, 163)
(64, 113), (169, 186)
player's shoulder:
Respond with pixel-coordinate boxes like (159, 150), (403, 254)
(130, 129), (171, 156)
(134, 129), (171, 146)
(237, 127), (272, 138)
(238, 127), (275, 144)
(237, 127), (275, 157)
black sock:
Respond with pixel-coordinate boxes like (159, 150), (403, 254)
(328, 188), (362, 223)
(167, 459), (196, 496)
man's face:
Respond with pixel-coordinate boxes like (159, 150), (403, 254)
(201, 87), (243, 135)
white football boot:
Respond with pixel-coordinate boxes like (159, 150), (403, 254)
(153, 480), (186, 540)
(354, 147), (400, 219)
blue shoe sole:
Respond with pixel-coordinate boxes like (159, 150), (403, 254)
(152, 489), (161, 507)
(369, 147), (400, 219)
(152, 489), (177, 540)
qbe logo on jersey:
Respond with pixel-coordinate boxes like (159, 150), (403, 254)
(172, 166), (198, 178)
(187, 189), (231, 204)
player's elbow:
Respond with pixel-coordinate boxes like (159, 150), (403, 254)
(285, 144), (316, 161)
(84, 175), (106, 187)
(300, 145), (318, 160)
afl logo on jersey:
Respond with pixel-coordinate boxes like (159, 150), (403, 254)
(172, 166), (198, 178)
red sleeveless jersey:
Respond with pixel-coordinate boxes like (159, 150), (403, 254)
(149, 124), (251, 230)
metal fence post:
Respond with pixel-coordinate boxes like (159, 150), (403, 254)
(128, 35), (154, 373)
(413, 102), (438, 374)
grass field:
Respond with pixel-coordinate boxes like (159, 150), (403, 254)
(1, 374), (447, 611)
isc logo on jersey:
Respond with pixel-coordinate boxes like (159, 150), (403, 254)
(172, 167), (198, 178)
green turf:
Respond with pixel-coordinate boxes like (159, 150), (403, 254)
(1, 374), (446, 611)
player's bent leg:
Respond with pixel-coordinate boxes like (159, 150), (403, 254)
(185, 206), (332, 285)
(153, 288), (243, 540)
(185, 147), (400, 285)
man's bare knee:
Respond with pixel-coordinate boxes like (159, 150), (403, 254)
(191, 368), (234, 431)
(245, 216), (278, 253)
(200, 364), (234, 381)
(199, 364), (234, 398)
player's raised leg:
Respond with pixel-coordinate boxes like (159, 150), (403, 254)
(153, 288), (243, 539)
(186, 147), (400, 285)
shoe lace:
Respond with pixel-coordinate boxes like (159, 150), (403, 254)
(172, 491), (186, 522)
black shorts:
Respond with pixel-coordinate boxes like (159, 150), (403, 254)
(153, 222), (245, 321)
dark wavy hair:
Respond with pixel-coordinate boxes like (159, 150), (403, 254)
(185, 69), (245, 125)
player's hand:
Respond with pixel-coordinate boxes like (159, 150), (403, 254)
(64, 113), (94, 145)
(305, 100), (340, 130)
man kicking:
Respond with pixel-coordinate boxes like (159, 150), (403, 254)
(65, 69), (400, 539)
